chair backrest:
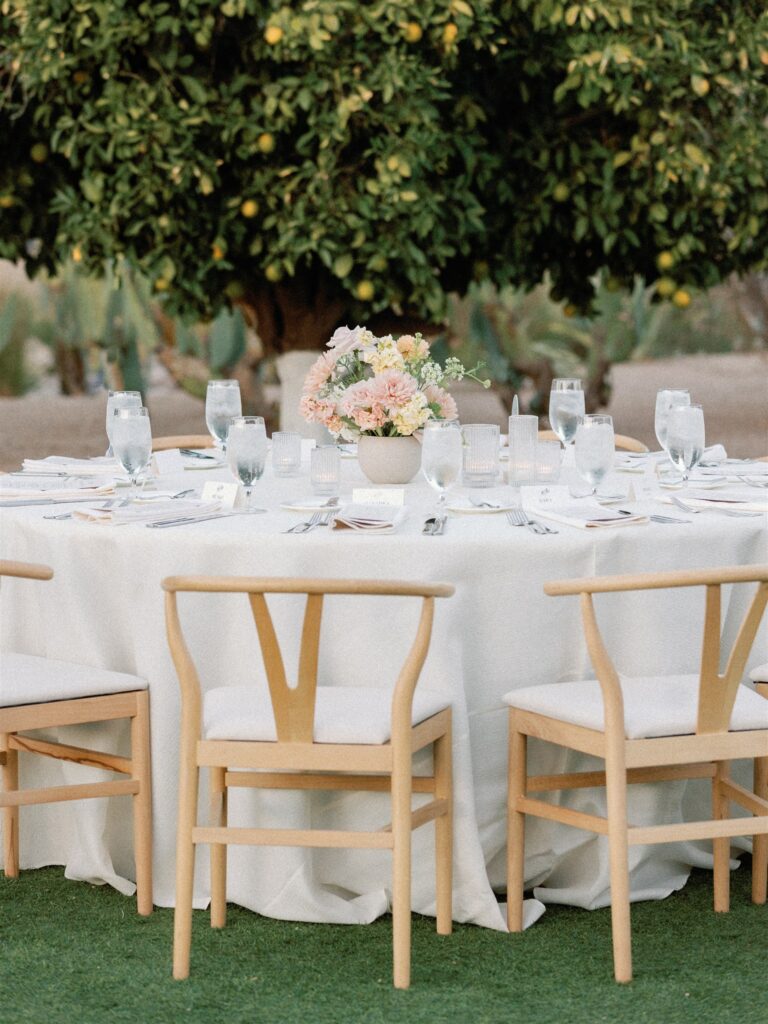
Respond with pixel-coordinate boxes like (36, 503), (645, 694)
(0, 560), (53, 581)
(162, 576), (454, 743)
(538, 429), (648, 453)
(544, 565), (768, 736)
(152, 435), (214, 452)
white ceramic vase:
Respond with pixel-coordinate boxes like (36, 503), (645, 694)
(357, 434), (422, 485)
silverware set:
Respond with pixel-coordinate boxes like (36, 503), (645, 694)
(506, 508), (558, 534)
(284, 500), (338, 534)
(670, 495), (763, 518)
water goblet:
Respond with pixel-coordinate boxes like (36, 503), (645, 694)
(106, 390), (142, 455)
(654, 388), (691, 453)
(666, 404), (705, 484)
(574, 414), (615, 496)
(549, 379), (585, 448)
(421, 419), (462, 513)
(227, 416), (268, 511)
(111, 406), (152, 499)
(205, 380), (242, 452)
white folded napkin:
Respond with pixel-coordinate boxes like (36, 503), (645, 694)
(21, 455), (123, 476)
(74, 499), (220, 525)
(331, 503), (407, 533)
(533, 501), (648, 529)
(0, 475), (116, 503)
(660, 489), (768, 513)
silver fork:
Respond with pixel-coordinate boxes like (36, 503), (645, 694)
(670, 495), (763, 518)
(506, 508), (556, 534)
(285, 511), (323, 534)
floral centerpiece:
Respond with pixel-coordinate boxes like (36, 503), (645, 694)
(300, 325), (490, 484)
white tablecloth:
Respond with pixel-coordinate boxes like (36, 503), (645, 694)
(1, 452), (766, 928)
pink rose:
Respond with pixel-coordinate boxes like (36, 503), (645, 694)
(369, 369), (418, 411)
(424, 384), (458, 421)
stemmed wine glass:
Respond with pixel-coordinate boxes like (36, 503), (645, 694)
(226, 416), (268, 512)
(666, 404), (705, 484)
(421, 419), (462, 514)
(111, 406), (152, 499)
(654, 388), (691, 453)
(206, 380), (242, 452)
(549, 379), (585, 449)
(574, 414), (615, 496)
(106, 390), (142, 456)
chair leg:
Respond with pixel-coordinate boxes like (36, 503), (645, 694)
(391, 760), (413, 989)
(753, 756), (768, 905)
(1, 736), (19, 878)
(605, 756), (632, 983)
(712, 760), (731, 913)
(173, 746), (200, 980)
(433, 716), (452, 936)
(209, 765), (227, 929)
(506, 720), (527, 933)
(131, 692), (153, 916)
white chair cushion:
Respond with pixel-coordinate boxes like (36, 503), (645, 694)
(749, 662), (768, 683)
(0, 652), (147, 708)
(502, 674), (768, 740)
(203, 685), (450, 745)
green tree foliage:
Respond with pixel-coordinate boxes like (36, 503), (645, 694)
(1, 1), (767, 351)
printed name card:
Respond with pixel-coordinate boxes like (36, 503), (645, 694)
(351, 488), (405, 506)
(152, 448), (185, 476)
(201, 480), (239, 509)
(519, 484), (570, 509)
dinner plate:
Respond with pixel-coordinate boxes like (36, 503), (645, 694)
(281, 498), (342, 513)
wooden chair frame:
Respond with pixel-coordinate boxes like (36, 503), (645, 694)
(537, 428), (648, 453)
(0, 560), (152, 915)
(163, 575), (455, 989)
(152, 434), (214, 452)
(507, 564), (768, 983)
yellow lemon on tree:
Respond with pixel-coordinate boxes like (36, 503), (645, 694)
(154, 277), (170, 292)
(672, 288), (692, 309)
(71, 244), (83, 263)
(403, 22), (422, 43)
(257, 132), (276, 154)
(656, 276), (676, 298)
(264, 25), (283, 45)
(211, 242), (225, 261)
(240, 199), (259, 218)
(443, 22), (458, 45)
(265, 262), (283, 283)
(0, 194), (14, 208)
(691, 75), (710, 97)
(356, 280), (375, 302)
(553, 182), (570, 202)
(30, 143), (48, 163)
(656, 250), (675, 271)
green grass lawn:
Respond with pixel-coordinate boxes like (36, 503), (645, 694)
(1, 862), (766, 1024)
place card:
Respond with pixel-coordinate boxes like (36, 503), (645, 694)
(201, 480), (239, 509)
(520, 484), (570, 510)
(351, 488), (405, 506)
(153, 448), (185, 476)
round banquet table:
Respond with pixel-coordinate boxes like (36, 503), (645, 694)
(1, 450), (766, 929)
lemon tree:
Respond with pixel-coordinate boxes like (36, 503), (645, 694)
(1, 0), (767, 351)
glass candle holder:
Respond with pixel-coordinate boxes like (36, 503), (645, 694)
(310, 444), (340, 495)
(271, 431), (302, 477)
(461, 423), (500, 488)
(508, 414), (538, 485)
(535, 440), (563, 483)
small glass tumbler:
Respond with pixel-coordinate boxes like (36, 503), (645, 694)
(271, 431), (302, 477)
(508, 414), (538, 485)
(310, 444), (340, 495)
(461, 423), (500, 488)
(535, 440), (563, 483)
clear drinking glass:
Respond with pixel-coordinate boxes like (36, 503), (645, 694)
(227, 416), (268, 511)
(205, 380), (242, 452)
(654, 388), (691, 452)
(111, 406), (152, 499)
(508, 414), (538, 485)
(461, 423), (500, 487)
(574, 414), (615, 495)
(549, 379), (585, 447)
(106, 390), (142, 455)
(310, 445), (340, 495)
(421, 419), (462, 511)
(666, 404), (705, 483)
(271, 431), (302, 477)
(535, 440), (563, 483)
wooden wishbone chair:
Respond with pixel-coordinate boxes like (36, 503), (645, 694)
(163, 575), (455, 989)
(0, 560), (152, 914)
(151, 434), (214, 452)
(504, 564), (768, 983)
(538, 429), (649, 453)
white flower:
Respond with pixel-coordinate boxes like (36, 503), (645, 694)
(327, 325), (368, 358)
(364, 337), (405, 374)
(420, 361), (443, 386)
(443, 357), (465, 381)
